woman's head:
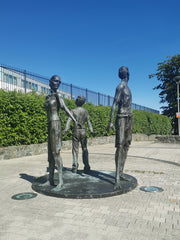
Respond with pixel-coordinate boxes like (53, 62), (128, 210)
(49, 75), (61, 92)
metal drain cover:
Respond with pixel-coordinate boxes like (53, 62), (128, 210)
(140, 186), (164, 192)
(12, 192), (37, 200)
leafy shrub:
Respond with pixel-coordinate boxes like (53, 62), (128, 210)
(132, 110), (172, 135)
(133, 110), (149, 134)
(0, 90), (47, 146)
(0, 90), (172, 147)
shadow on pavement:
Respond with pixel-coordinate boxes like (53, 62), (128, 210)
(19, 173), (36, 183)
(63, 167), (115, 185)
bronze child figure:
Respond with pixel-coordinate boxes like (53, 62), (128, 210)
(44, 75), (76, 189)
(64, 95), (93, 173)
(108, 66), (133, 190)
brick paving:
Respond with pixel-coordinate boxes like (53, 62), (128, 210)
(0, 141), (179, 240)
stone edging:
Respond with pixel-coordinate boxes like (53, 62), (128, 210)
(155, 135), (180, 143)
(0, 134), (178, 160)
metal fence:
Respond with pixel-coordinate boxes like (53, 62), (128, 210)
(0, 64), (159, 114)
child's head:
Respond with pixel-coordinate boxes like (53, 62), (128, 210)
(75, 95), (86, 107)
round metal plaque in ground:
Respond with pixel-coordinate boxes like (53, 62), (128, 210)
(12, 192), (37, 200)
(140, 186), (164, 192)
(32, 168), (137, 199)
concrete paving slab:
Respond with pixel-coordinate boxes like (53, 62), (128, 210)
(0, 141), (180, 240)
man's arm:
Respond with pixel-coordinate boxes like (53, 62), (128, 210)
(108, 86), (121, 132)
(87, 114), (93, 134)
(109, 100), (116, 125)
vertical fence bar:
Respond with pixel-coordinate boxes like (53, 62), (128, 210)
(98, 92), (100, 105)
(108, 95), (110, 106)
(70, 84), (73, 99)
(86, 88), (88, 102)
(24, 70), (27, 93)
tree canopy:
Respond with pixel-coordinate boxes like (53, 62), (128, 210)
(149, 54), (180, 134)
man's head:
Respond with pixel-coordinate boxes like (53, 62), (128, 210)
(75, 95), (86, 107)
(119, 66), (129, 81)
(49, 75), (61, 92)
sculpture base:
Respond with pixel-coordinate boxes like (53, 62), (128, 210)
(32, 168), (137, 199)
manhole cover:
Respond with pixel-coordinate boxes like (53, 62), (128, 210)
(140, 186), (164, 192)
(12, 192), (37, 200)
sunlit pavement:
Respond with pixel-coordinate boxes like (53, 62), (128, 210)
(0, 141), (179, 240)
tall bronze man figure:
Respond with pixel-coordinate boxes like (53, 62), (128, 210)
(64, 95), (93, 173)
(108, 66), (133, 189)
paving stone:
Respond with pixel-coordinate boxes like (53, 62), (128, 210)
(0, 141), (180, 240)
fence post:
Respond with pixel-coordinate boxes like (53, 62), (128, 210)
(86, 88), (88, 102)
(24, 70), (27, 93)
(98, 92), (100, 105)
(108, 95), (110, 106)
(70, 84), (73, 99)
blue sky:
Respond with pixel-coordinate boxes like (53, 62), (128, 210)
(1, 0), (180, 112)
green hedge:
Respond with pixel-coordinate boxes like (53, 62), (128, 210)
(133, 110), (172, 135)
(0, 90), (47, 146)
(0, 90), (172, 147)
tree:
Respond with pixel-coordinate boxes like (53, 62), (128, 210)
(149, 54), (180, 134)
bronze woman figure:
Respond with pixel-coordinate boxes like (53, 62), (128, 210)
(45, 75), (76, 189)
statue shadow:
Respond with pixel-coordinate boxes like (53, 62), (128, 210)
(86, 170), (115, 185)
(19, 169), (116, 186)
(63, 167), (115, 185)
(19, 173), (36, 183)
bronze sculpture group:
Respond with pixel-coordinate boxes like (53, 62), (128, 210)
(45, 66), (133, 190)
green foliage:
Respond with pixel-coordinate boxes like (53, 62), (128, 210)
(0, 90), (47, 146)
(133, 110), (172, 135)
(133, 110), (149, 134)
(149, 54), (180, 134)
(84, 104), (115, 137)
(0, 90), (172, 147)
